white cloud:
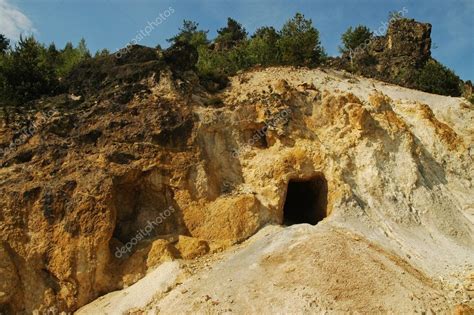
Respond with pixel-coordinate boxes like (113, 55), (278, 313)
(0, 0), (35, 40)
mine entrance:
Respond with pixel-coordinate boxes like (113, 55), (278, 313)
(283, 176), (328, 225)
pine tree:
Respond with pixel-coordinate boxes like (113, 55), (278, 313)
(95, 49), (110, 57)
(57, 39), (90, 77)
(215, 18), (247, 50)
(0, 36), (58, 105)
(277, 13), (324, 66)
(247, 26), (281, 65)
(77, 38), (91, 58)
(0, 34), (10, 54)
(168, 20), (209, 48)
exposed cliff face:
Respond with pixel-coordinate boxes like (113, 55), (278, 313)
(0, 65), (473, 313)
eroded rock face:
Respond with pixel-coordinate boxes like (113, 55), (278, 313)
(0, 66), (473, 313)
(373, 19), (431, 85)
(0, 244), (19, 309)
(383, 18), (432, 68)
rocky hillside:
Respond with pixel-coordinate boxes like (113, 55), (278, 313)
(0, 60), (473, 313)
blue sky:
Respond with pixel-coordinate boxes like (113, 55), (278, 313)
(1, 0), (473, 80)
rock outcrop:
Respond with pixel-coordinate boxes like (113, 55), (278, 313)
(330, 18), (460, 94)
(371, 19), (431, 80)
(0, 64), (473, 313)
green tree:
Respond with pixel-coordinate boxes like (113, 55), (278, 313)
(277, 13), (324, 66)
(77, 38), (91, 58)
(57, 38), (90, 77)
(44, 43), (60, 70)
(168, 20), (209, 48)
(94, 49), (110, 57)
(246, 26), (281, 65)
(0, 36), (58, 105)
(0, 34), (10, 54)
(47, 43), (59, 56)
(197, 18), (250, 77)
(215, 18), (247, 50)
(197, 43), (251, 77)
(339, 25), (372, 54)
(0, 36), (9, 110)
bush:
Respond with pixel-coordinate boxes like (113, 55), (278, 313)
(164, 41), (198, 71)
(467, 94), (474, 105)
(197, 43), (251, 77)
(414, 59), (462, 96)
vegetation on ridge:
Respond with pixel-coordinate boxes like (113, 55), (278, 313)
(0, 12), (469, 110)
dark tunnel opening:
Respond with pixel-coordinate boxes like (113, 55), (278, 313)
(283, 176), (328, 225)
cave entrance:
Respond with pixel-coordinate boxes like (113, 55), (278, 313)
(283, 176), (328, 225)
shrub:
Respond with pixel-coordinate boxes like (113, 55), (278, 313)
(197, 43), (251, 77)
(164, 41), (198, 71)
(467, 94), (474, 105)
(414, 59), (462, 96)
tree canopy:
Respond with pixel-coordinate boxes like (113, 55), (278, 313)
(0, 36), (92, 106)
(168, 20), (209, 48)
(215, 18), (248, 50)
(0, 11), (466, 107)
(0, 34), (10, 54)
(339, 25), (373, 54)
(278, 13), (325, 66)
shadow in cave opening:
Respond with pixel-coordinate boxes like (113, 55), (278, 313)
(283, 175), (328, 226)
